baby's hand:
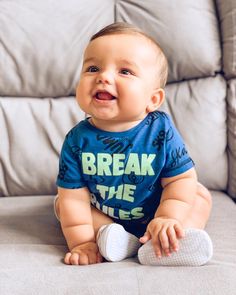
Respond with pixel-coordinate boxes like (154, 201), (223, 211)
(139, 217), (185, 258)
(64, 241), (103, 265)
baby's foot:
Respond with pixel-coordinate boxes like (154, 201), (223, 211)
(96, 223), (141, 262)
(138, 228), (213, 266)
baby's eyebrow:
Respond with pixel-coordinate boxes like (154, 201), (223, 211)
(82, 57), (140, 69)
(83, 57), (97, 65)
(120, 59), (139, 69)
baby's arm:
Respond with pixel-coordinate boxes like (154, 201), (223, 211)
(57, 187), (102, 265)
(140, 168), (197, 257)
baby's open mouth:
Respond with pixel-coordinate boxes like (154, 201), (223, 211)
(95, 91), (116, 100)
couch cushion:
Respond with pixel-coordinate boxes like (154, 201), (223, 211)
(216, 0), (236, 79)
(0, 0), (227, 195)
(0, 192), (235, 294)
(0, 73), (227, 196)
(0, 0), (114, 97)
(162, 75), (227, 190)
(116, 0), (221, 82)
(0, 75), (227, 196)
(227, 79), (236, 199)
(0, 97), (84, 196)
(0, 0), (222, 96)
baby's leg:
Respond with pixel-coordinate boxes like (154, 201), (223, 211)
(182, 182), (212, 229)
(90, 206), (114, 235)
(91, 206), (141, 261)
(55, 198), (140, 261)
(54, 196), (114, 232)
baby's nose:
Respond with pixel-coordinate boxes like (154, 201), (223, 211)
(96, 71), (114, 85)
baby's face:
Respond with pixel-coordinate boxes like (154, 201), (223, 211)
(76, 33), (163, 131)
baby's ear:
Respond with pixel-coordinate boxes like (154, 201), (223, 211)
(147, 88), (165, 113)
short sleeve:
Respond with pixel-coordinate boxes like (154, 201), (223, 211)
(56, 134), (86, 189)
(160, 114), (194, 178)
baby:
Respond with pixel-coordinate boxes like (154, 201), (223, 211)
(55, 22), (213, 266)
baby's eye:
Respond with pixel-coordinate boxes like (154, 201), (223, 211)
(120, 68), (133, 75)
(86, 66), (99, 72)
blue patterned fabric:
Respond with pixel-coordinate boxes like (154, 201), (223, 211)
(56, 111), (194, 235)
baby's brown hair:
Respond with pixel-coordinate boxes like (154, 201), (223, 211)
(90, 22), (168, 88)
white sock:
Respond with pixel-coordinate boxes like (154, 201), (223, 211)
(96, 223), (141, 262)
(138, 228), (213, 266)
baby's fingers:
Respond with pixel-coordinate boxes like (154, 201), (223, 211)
(167, 227), (179, 252)
(64, 252), (72, 265)
(174, 223), (185, 239)
(152, 235), (163, 258)
(78, 253), (89, 265)
(139, 231), (151, 244)
(159, 229), (171, 256)
(71, 252), (82, 265)
(64, 252), (81, 265)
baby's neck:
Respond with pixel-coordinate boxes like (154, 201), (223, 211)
(89, 118), (144, 132)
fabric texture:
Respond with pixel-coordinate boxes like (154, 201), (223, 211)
(56, 111), (194, 235)
(0, 192), (235, 294)
(227, 79), (236, 198)
(0, 0), (114, 97)
(97, 223), (141, 261)
(163, 75), (228, 191)
(0, 0), (229, 196)
(216, 0), (236, 78)
(0, 97), (85, 196)
(138, 229), (213, 266)
(216, 0), (236, 198)
(0, 0), (236, 293)
(116, 0), (221, 82)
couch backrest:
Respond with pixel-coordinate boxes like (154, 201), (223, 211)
(216, 0), (236, 199)
(0, 0), (235, 199)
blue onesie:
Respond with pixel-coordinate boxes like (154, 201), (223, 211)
(56, 111), (194, 237)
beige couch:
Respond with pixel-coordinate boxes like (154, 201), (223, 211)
(0, 0), (236, 294)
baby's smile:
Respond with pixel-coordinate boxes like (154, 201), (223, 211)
(94, 91), (116, 101)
